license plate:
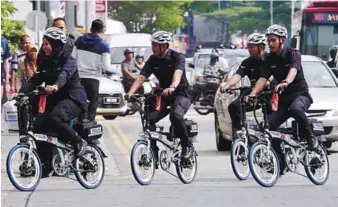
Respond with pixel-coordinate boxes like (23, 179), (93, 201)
(191, 124), (198, 131)
(104, 97), (119, 104)
(313, 122), (324, 131)
(90, 126), (102, 135)
(35, 134), (48, 141)
(5, 114), (18, 121)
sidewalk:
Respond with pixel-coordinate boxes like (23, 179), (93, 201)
(1, 132), (18, 206)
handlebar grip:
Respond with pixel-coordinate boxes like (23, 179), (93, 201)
(225, 88), (233, 95)
(129, 96), (137, 103)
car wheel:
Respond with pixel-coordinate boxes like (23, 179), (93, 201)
(214, 112), (232, 151)
(103, 115), (117, 120)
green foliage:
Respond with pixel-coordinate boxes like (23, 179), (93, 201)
(108, 1), (192, 33)
(200, 1), (292, 36)
(1, 0), (25, 52)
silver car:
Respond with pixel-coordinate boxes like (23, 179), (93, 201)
(214, 55), (338, 151)
(97, 74), (128, 120)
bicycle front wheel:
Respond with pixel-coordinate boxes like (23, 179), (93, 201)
(231, 138), (250, 181)
(6, 144), (42, 191)
(248, 141), (280, 187)
(130, 141), (155, 185)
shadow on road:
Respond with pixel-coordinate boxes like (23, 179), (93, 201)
(196, 149), (230, 157)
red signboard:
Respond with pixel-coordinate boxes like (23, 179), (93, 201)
(96, 0), (106, 13)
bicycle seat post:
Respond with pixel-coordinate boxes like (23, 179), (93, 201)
(261, 93), (270, 130)
(239, 94), (247, 131)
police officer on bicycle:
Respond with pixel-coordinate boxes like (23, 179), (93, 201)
(125, 31), (193, 160)
(246, 24), (318, 150)
(220, 33), (269, 135)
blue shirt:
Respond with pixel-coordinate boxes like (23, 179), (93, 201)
(1, 37), (11, 85)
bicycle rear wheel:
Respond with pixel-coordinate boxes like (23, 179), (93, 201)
(248, 141), (280, 187)
(176, 151), (198, 184)
(304, 146), (330, 185)
(74, 145), (105, 189)
(130, 141), (155, 185)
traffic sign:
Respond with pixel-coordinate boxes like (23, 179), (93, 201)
(25, 10), (48, 32)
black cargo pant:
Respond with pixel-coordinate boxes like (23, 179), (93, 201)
(146, 95), (191, 148)
(33, 98), (82, 175)
(81, 78), (100, 121)
(267, 95), (313, 139)
(229, 90), (272, 132)
(34, 98), (82, 144)
(267, 94), (313, 173)
(228, 89), (251, 132)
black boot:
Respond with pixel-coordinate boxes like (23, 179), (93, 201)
(181, 145), (193, 159)
(75, 139), (87, 157)
(151, 143), (159, 169)
(307, 135), (319, 151)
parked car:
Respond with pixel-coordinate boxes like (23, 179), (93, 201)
(97, 74), (128, 120)
(214, 55), (338, 151)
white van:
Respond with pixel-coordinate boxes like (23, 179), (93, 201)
(106, 33), (153, 76)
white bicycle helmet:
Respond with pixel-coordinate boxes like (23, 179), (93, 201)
(247, 33), (267, 45)
(151, 31), (173, 44)
(43, 27), (67, 44)
(210, 50), (219, 58)
(266, 24), (288, 38)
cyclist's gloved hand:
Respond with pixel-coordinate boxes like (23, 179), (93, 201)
(244, 94), (256, 104)
(274, 81), (288, 94)
(125, 93), (131, 101)
(219, 83), (228, 93)
(163, 87), (175, 96)
(45, 85), (58, 95)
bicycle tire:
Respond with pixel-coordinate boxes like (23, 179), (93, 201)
(130, 141), (155, 185)
(6, 144), (42, 191)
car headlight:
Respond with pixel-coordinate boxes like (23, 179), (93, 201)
(333, 110), (338, 116)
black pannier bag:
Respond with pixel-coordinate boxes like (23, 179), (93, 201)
(74, 122), (103, 141)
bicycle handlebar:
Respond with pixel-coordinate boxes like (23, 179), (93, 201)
(129, 87), (164, 103)
(14, 86), (48, 103)
(205, 75), (222, 80)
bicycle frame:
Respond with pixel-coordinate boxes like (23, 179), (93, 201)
(251, 90), (311, 172)
(227, 87), (261, 145)
(15, 90), (79, 172)
(133, 92), (180, 151)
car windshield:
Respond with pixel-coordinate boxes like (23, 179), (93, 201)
(110, 47), (152, 64)
(302, 61), (338, 88)
(196, 54), (210, 68)
(224, 50), (249, 59)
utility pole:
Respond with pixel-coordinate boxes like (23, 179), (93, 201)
(291, 0), (295, 37)
(36, 0), (40, 47)
(65, 1), (75, 35)
(85, 0), (96, 33)
(270, 0), (273, 25)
